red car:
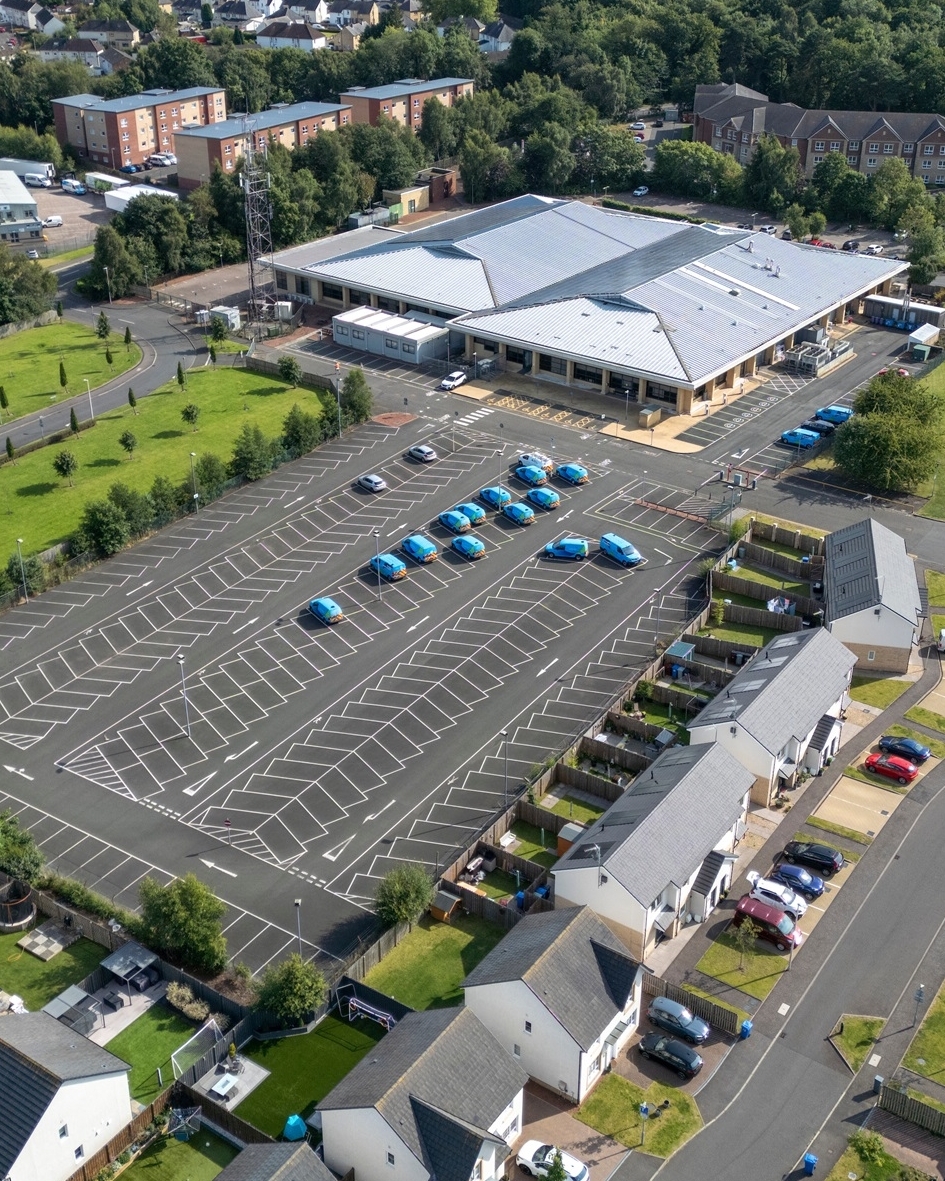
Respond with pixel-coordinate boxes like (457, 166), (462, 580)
(865, 752), (918, 785)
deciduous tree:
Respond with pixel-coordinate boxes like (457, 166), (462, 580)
(375, 864), (434, 925)
(139, 873), (228, 974)
(53, 449), (77, 486)
(254, 954), (327, 1025)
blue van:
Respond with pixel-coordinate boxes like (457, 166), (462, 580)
(600, 532), (645, 567)
(815, 404), (853, 424)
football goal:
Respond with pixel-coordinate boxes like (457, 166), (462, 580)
(171, 1017), (225, 1080)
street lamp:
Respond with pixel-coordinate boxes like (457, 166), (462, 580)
(84, 378), (94, 422)
(498, 422), (504, 484)
(190, 452), (199, 514)
(177, 654), (192, 738)
(501, 729), (509, 807)
(15, 537), (27, 603)
(38, 415), (44, 442)
(914, 984), (926, 1027)
(103, 265), (112, 305)
(373, 527), (382, 602)
(335, 383), (342, 438)
(294, 899), (303, 957)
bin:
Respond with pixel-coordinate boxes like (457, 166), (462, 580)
(803, 1153), (817, 1176)
(740, 1019), (752, 1040)
(515, 891), (526, 911)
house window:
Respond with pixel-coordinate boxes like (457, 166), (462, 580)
(867, 157), (877, 167)
(120, 118), (127, 127)
(713, 126), (721, 138)
(171, 107), (178, 115)
(75, 1147), (84, 1161)
(867, 650), (876, 661)
(524, 1020), (532, 1033)
(741, 132), (748, 143)
(923, 160), (931, 169)
(387, 1152), (395, 1167)
(829, 141), (840, 151)
(538, 355), (566, 375)
(301, 124), (308, 133)
(848, 156), (858, 165)
(413, 97), (420, 106)
(122, 132), (129, 140)
(883, 143), (894, 153)
(59, 1125), (69, 1138)
(297, 277), (312, 297)
(904, 143), (914, 153)
(501, 1115), (519, 1140)
(472, 1162), (483, 1181)
(158, 109), (166, 117)
(382, 104), (389, 112)
(791, 137), (798, 146)
(336, 325), (348, 336)
(276, 271), (288, 289)
(513, 1043), (521, 1057)
(160, 123), (167, 131)
(813, 156), (823, 165)
(868, 142), (880, 152)
(849, 140), (860, 149)
(814, 140), (824, 151)
(321, 282), (341, 300)
(925, 145), (934, 155)
(727, 129), (736, 141)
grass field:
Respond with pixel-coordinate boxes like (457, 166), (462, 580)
(575, 1072), (703, 1158)
(916, 363), (945, 519)
(736, 562), (811, 596)
(478, 868), (522, 900)
(235, 1014), (385, 1137)
(0, 931), (103, 1010)
(926, 571), (945, 605)
(695, 931), (790, 1002)
(832, 1015), (884, 1072)
(848, 675), (912, 709)
(104, 1004), (198, 1103)
(905, 704), (945, 735)
(508, 820), (558, 868)
(0, 368), (323, 556)
(543, 793), (606, 824)
(0, 322), (140, 426)
(745, 512), (827, 539)
(121, 1128), (237, 1181)
(363, 914), (507, 1010)
(904, 982), (945, 1080)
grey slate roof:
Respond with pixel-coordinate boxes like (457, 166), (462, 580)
(690, 628), (857, 754)
(462, 906), (642, 1051)
(0, 1012), (131, 1177)
(824, 517), (921, 628)
(340, 76), (473, 102)
(318, 1007), (527, 1172)
(216, 1142), (334, 1181)
(176, 102), (347, 141)
(553, 744), (753, 907)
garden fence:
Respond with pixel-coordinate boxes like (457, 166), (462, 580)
(338, 919), (415, 984)
(578, 736), (651, 777)
(172, 1080), (274, 1144)
(514, 800), (571, 837)
(878, 1084), (945, 1137)
(722, 602), (806, 632)
(649, 681), (710, 716)
(553, 762), (634, 799)
(740, 539), (824, 580)
(713, 570), (819, 617)
(748, 518), (824, 556)
(640, 973), (742, 1039)
(600, 711), (664, 743)
(332, 975), (415, 1022)
(682, 633), (761, 662)
(454, 887), (525, 928)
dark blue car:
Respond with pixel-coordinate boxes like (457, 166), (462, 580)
(878, 735), (930, 763)
(771, 862), (824, 900)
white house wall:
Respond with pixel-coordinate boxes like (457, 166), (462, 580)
(553, 865), (649, 959)
(321, 1109), (427, 1181)
(10, 1072), (133, 1181)
(830, 608), (914, 651)
(488, 1090), (524, 1164)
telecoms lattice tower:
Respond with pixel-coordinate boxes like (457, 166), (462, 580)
(240, 120), (275, 330)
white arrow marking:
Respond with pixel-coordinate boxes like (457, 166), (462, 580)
(537, 657), (559, 677)
(225, 741), (258, 763)
(233, 616), (259, 635)
(654, 548), (672, 563)
(289, 495), (304, 504)
(3, 765), (33, 781)
(323, 835), (354, 862)
(557, 510), (573, 521)
(183, 771), (217, 797)
(406, 615), (429, 633)
(387, 525), (402, 537)
(125, 580), (153, 596)
(199, 858), (237, 878)
(366, 799), (396, 821)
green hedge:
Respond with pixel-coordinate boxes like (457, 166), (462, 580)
(600, 198), (705, 224)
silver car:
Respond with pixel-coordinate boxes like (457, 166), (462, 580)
(746, 870), (808, 919)
(357, 473), (387, 493)
(439, 370), (467, 390)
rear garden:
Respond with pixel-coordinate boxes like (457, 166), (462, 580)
(0, 930), (102, 1010)
(104, 1003), (200, 1104)
(120, 1127), (237, 1181)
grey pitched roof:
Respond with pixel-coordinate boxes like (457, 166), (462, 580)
(462, 906), (642, 1051)
(554, 743), (753, 907)
(216, 1142), (334, 1181)
(0, 1012), (131, 1177)
(824, 517), (921, 628)
(78, 17), (138, 30)
(690, 628), (857, 754)
(318, 1008), (527, 1169)
(258, 18), (323, 36)
(411, 1096), (507, 1181)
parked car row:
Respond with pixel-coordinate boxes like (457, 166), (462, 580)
(780, 404), (853, 450)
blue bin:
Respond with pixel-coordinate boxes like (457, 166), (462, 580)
(535, 885), (549, 900)
(740, 1019), (752, 1040)
(515, 891), (526, 910)
(803, 1153), (817, 1176)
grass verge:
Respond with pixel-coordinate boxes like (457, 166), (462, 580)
(543, 793), (606, 824)
(508, 820), (558, 869)
(363, 914), (506, 1010)
(41, 245), (95, 267)
(680, 984), (750, 1027)
(824, 1139), (911, 1181)
(0, 931), (104, 1010)
(884, 723), (945, 759)
(905, 705), (945, 736)
(103, 1003), (197, 1103)
(904, 983), (945, 1080)
(694, 931), (789, 1002)
(575, 1071), (702, 1158)
(831, 1015), (884, 1072)
(926, 570), (945, 606)
(121, 1127), (237, 1181)
(235, 1014), (385, 1137)
(849, 675), (912, 709)
(807, 815), (873, 845)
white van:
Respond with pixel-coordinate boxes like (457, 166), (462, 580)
(24, 173), (51, 187)
(938, 628), (945, 653)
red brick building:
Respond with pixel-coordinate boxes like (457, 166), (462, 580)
(339, 77), (475, 131)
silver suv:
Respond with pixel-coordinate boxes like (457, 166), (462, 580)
(746, 870), (808, 919)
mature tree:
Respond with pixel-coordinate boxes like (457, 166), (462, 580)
(375, 863), (434, 925)
(96, 309), (110, 340)
(807, 152), (851, 217)
(195, 452), (228, 500)
(105, 346), (114, 367)
(128, 387), (137, 415)
(295, 131), (367, 226)
(459, 128), (519, 205)
(6, 549), (44, 594)
(0, 243), (57, 323)
(218, 45), (273, 114)
(138, 37), (217, 89)
(283, 403), (321, 457)
(181, 403), (200, 431)
(69, 406), (79, 434)
(652, 139), (742, 202)
(115, 194), (189, 275)
(853, 372), (944, 426)
(201, 1), (212, 26)
(53, 449), (78, 486)
(573, 126), (645, 193)
(77, 499), (130, 556)
(426, 0), (496, 20)
(150, 474), (185, 524)
(419, 96), (460, 161)
(341, 367), (373, 423)
(254, 953), (327, 1025)
(868, 158), (928, 231)
(808, 210), (827, 237)
(345, 116), (429, 198)
(231, 422), (272, 480)
(210, 315), (229, 342)
(89, 225), (138, 300)
(0, 809), (44, 883)
(784, 203), (810, 241)
(907, 216), (945, 286)
(523, 123), (574, 193)
(834, 414), (941, 493)
(108, 482), (153, 536)
(743, 134), (800, 214)
(139, 873), (228, 974)
(278, 356), (303, 387)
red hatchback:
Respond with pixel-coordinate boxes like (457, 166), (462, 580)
(865, 752), (918, 785)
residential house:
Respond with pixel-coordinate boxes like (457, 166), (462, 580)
(0, 1011), (133, 1181)
(255, 18), (326, 48)
(339, 77), (475, 130)
(337, 20), (365, 49)
(215, 1142), (335, 1181)
(0, 0), (63, 33)
(318, 1007), (528, 1181)
(284, 0), (329, 21)
(823, 517), (921, 674)
(396, 0), (424, 24)
(463, 906), (644, 1102)
(175, 100), (351, 189)
(326, 0), (378, 25)
(687, 628), (857, 805)
(437, 14), (484, 39)
(695, 81), (945, 186)
(52, 86), (228, 169)
(76, 18), (141, 49)
(35, 37), (129, 74)
(480, 16), (522, 52)
(552, 743), (753, 960)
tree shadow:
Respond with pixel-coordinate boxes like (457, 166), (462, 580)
(153, 429), (184, 439)
(16, 481), (56, 496)
(88, 457), (121, 468)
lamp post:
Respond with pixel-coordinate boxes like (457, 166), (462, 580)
(15, 537), (27, 602)
(177, 654), (192, 738)
(38, 415), (44, 441)
(501, 729), (509, 807)
(373, 527), (382, 602)
(914, 984), (926, 1027)
(190, 452), (199, 514)
(498, 422), (504, 485)
(103, 265), (112, 304)
(84, 378), (94, 422)
(335, 383), (342, 438)
(294, 898), (303, 957)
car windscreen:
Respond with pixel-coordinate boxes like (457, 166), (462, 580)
(776, 913), (795, 935)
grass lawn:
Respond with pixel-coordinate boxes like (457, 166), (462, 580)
(849, 675), (912, 709)
(905, 704), (945, 736)
(698, 622), (780, 648)
(0, 322), (140, 426)
(712, 587), (763, 609)
(932, 612), (945, 638)
(0, 931), (103, 1010)
(508, 820), (559, 869)
(807, 815), (872, 845)
(543, 793), (606, 824)
(908, 1086), (945, 1114)
(904, 983), (945, 1080)
(680, 984), (750, 1027)
(575, 1071), (702, 1158)
(0, 368), (325, 556)
(695, 930), (789, 1002)
(104, 1003), (198, 1103)
(736, 562), (811, 596)
(363, 914), (507, 1010)
(235, 1014), (385, 1137)
(832, 1015), (884, 1072)
(211, 339), (248, 354)
(926, 570), (945, 605)
(42, 245), (95, 267)
(884, 723), (945, 759)
(824, 1141), (909, 1181)
(121, 1128), (237, 1181)
(478, 868), (522, 901)
(632, 700), (691, 744)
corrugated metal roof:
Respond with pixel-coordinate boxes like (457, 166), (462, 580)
(334, 304), (445, 342)
(825, 518), (921, 626)
(315, 244), (494, 311)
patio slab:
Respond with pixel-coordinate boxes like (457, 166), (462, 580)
(16, 920), (81, 961)
(193, 1056), (270, 1110)
(87, 980), (168, 1045)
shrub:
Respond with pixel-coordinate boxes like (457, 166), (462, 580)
(0, 809), (44, 882)
(254, 953), (327, 1026)
(375, 864), (435, 926)
(278, 355), (302, 387)
(709, 600), (725, 627)
(849, 1130), (886, 1165)
(6, 551), (46, 595)
(195, 452), (228, 500)
(165, 981), (210, 1022)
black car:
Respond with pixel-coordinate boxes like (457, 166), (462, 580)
(638, 1033), (703, 1079)
(842, 239), (861, 252)
(781, 840), (844, 876)
(878, 735), (931, 763)
(798, 418), (835, 436)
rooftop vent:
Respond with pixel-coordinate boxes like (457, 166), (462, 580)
(729, 289), (740, 296)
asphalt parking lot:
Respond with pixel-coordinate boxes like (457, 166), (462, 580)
(31, 185), (110, 254)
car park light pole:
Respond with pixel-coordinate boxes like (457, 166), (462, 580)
(177, 654), (192, 739)
(15, 537), (27, 603)
(190, 452), (199, 514)
(373, 527), (382, 602)
(501, 730), (509, 807)
(84, 378), (94, 422)
(294, 898), (303, 957)
(914, 984), (926, 1026)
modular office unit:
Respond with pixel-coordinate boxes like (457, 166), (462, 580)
(331, 305), (448, 365)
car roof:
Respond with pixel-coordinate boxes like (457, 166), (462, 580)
(736, 895), (786, 923)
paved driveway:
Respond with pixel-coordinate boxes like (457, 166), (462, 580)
(616, 1029), (732, 1096)
(513, 1082), (629, 1181)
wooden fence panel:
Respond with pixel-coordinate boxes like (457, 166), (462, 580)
(714, 571), (818, 616)
(554, 763), (631, 799)
(640, 973), (742, 1038)
(878, 1085), (945, 1136)
(333, 975), (415, 1021)
(579, 737), (651, 775)
(174, 1081), (274, 1144)
(741, 539), (824, 580)
(749, 519), (824, 556)
(723, 603), (805, 632)
(62, 1092), (174, 1181)
(513, 799), (571, 837)
(650, 682), (708, 717)
(682, 633), (761, 662)
(340, 920), (415, 983)
(455, 886), (524, 928)
(601, 711), (664, 742)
